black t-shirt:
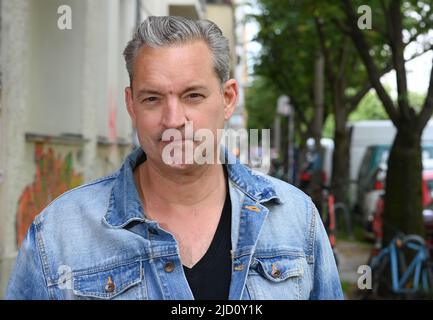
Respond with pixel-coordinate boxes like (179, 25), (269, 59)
(182, 177), (232, 300)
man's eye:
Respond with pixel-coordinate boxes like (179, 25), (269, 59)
(187, 93), (204, 100)
(143, 97), (158, 103)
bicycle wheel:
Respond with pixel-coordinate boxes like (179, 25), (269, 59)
(398, 235), (431, 297)
(421, 260), (433, 298)
(370, 253), (393, 298)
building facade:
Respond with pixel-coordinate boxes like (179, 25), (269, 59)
(0, 0), (213, 297)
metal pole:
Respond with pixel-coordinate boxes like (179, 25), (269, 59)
(288, 106), (295, 183)
(274, 115), (281, 157)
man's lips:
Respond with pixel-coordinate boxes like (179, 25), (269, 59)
(160, 136), (194, 142)
(160, 138), (194, 143)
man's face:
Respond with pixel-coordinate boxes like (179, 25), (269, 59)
(125, 40), (238, 170)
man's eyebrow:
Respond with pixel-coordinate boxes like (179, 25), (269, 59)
(182, 85), (208, 93)
(135, 88), (163, 98)
(135, 85), (209, 97)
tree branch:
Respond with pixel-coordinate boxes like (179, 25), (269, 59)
(337, 38), (350, 82)
(406, 33), (419, 46)
(346, 60), (394, 111)
(348, 83), (372, 114)
(330, 17), (351, 36)
(406, 45), (433, 63)
(388, 0), (411, 119)
(314, 16), (336, 85)
(341, 0), (399, 125)
(346, 45), (433, 113)
(417, 56), (433, 132)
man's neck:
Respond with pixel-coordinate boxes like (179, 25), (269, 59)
(134, 160), (228, 268)
(135, 160), (227, 214)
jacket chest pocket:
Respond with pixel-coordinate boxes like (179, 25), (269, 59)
(72, 261), (145, 300)
(246, 254), (308, 300)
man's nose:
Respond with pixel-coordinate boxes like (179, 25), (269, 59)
(160, 96), (187, 129)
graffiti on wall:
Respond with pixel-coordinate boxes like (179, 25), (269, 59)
(16, 143), (83, 246)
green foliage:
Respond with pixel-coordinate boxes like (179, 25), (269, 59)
(347, 90), (426, 122)
(323, 90), (426, 137)
(322, 114), (335, 139)
(349, 91), (389, 121)
(249, 0), (377, 142)
(245, 77), (279, 131)
(250, 0), (433, 130)
(249, 0), (327, 131)
(409, 91), (427, 112)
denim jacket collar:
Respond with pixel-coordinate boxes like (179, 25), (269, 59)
(103, 147), (281, 228)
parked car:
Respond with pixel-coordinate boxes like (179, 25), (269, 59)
(357, 144), (433, 230)
(371, 198), (433, 257)
(368, 166), (433, 242)
(423, 169), (433, 206)
(361, 163), (387, 232)
(356, 145), (389, 220)
(424, 158), (433, 172)
(424, 201), (433, 255)
(348, 120), (433, 210)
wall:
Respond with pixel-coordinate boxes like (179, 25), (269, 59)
(205, 3), (236, 78)
(0, 0), (222, 298)
(0, 0), (32, 298)
(0, 0), (139, 297)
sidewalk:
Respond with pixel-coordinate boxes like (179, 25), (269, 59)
(335, 240), (372, 299)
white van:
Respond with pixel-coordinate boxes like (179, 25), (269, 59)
(348, 120), (433, 207)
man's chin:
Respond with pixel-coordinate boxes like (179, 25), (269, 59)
(165, 161), (192, 169)
(160, 141), (195, 167)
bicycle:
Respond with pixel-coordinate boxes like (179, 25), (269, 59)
(368, 233), (433, 298)
(319, 185), (344, 268)
(301, 180), (352, 269)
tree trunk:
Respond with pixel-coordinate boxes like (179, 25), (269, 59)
(383, 122), (424, 244)
(332, 118), (350, 207)
(296, 142), (308, 185)
(309, 52), (325, 207)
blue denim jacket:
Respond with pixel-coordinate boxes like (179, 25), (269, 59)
(6, 148), (343, 300)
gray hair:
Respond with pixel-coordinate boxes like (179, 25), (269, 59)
(123, 16), (230, 86)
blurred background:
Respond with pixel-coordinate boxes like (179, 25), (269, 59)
(0, 0), (433, 299)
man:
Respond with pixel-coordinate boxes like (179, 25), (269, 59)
(6, 16), (343, 300)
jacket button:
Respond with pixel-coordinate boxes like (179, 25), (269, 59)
(234, 264), (244, 271)
(164, 262), (175, 273)
(105, 276), (115, 293)
(271, 263), (281, 278)
(244, 205), (260, 212)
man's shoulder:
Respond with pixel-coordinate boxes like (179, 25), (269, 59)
(248, 169), (318, 258)
(34, 171), (119, 227)
(249, 168), (312, 207)
(248, 168), (316, 231)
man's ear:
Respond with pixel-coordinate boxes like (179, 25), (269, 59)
(125, 87), (136, 127)
(223, 79), (238, 120)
